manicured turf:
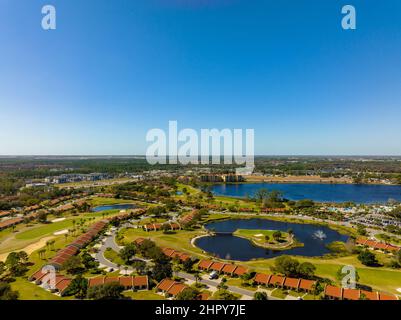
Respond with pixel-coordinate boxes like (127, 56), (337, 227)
(16, 220), (75, 240)
(233, 229), (290, 246)
(123, 290), (165, 300)
(10, 278), (62, 300)
(104, 248), (125, 266)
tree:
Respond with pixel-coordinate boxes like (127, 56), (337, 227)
(356, 225), (368, 236)
(37, 211), (48, 223)
(182, 259), (194, 273)
(297, 262), (316, 279)
(0, 282), (19, 300)
(272, 231), (282, 242)
(213, 289), (238, 300)
(253, 291), (268, 300)
(161, 224), (171, 234)
(62, 256), (84, 275)
(152, 259), (172, 282)
(81, 252), (99, 270)
(264, 235), (270, 244)
(358, 250), (378, 267)
(176, 287), (200, 300)
(193, 271), (201, 285)
(0, 262), (5, 278)
(63, 275), (88, 299)
(397, 250), (401, 265)
(5, 252), (28, 277)
(273, 256), (299, 277)
(119, 243), (137, 264)
(87, 283), (124, 300)
(38, 249), (46, 260)
(254, 189), (269, 203)
(217, 277), (228, 290)
(132, 260), (146, 275)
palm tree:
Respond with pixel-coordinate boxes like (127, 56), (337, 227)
(38, 249), (46, 260)
(194, 271), (201, 285)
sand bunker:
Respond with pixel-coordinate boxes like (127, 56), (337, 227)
(53, 229), (68, 236)
(0, 236), (54, 262)
(51, 218), (66, 223)
(254, 234), (264, 237)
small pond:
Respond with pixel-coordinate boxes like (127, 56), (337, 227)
(195, 218), (349, 261)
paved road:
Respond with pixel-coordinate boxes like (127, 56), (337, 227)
(95, 232), (148, 271)
(96, 229), (283, 300)
(177, 271), (281, 300)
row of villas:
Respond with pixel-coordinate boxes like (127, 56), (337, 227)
(198, 259), (248, 277)
(156, 278), (209, 300)
(356, 238), (400, 254)
(324, 285), (398, 301)
(29, 272), (149, 297)
(28, 211), (142, 296)
(254, 273), (316, 293)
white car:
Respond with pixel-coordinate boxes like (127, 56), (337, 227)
(209, 271), (218, 280)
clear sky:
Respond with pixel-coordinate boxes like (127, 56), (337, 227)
(0, 0), (401, 155)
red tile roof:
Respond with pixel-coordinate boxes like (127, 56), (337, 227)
(168, 283), (188, 296)
(269, 275), (285, 286)
(325, 285), (343, 299)
(343, 288), (360, 300)
(254, 273), (271, 285)
(133, 276), (148, 287)
(157, 279), (176, 292)
(284, 277), (300, 289)
(360, 290), (379, 300)
(210, 262), (225, 272)
(233, 265), (248, 276)
(222, 264), (237, 274)
(299, 279), (316, 291)
(198, 260), (214, 270)
(379, 292), (398, 301)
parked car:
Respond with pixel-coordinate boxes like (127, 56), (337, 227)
(209, 271), (218, 280)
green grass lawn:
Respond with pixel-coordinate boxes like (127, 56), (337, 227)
(89, 197), (135, 207)
(104, 248), (125, 266)
(123, 290), (165, 300)
(270, 288), (288, 299)
(226, 278), (257, 291)
(16, 220), (75, 240)
(233, 229), (290, 246)
(10, 278), (62, 300)
(376, 233), (401, 245)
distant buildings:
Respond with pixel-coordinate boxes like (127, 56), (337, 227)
(45, 173), (111, 184)
(200, 174), (244, 183)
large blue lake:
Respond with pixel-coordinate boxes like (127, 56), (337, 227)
(195, 218), (349, 261)
(211, 183), (401, 204)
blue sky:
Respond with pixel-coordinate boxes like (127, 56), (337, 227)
(0, 0), (401, 155)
